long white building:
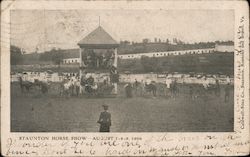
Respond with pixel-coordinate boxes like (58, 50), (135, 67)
(118, 48), (214, 59)
(61, 44), (234, 63)
(215, 44), (234, 52)
(63, 58), (80, 64)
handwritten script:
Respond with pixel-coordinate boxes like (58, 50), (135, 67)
(235, 16), (246, 130)
(4, 134), (249, 156)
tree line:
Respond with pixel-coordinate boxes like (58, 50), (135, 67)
(11, 46), (64, 65)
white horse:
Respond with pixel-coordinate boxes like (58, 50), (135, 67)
(202, 80), (210, 90)
(60, 79), (74, 97)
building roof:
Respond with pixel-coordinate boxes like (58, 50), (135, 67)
(78, 26), (118, 48)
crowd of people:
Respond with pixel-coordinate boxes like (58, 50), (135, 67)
(16, 70), (232, 102)
(59, 72), (115, 97)
(83, 51), (115, 69)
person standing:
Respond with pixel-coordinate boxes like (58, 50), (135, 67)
(226, 75), (231, 84)
(124, 83), (133, 98)
(133, 79), (139, 96)
(189, 85), (194, 100)
(146, 77), (151, 86)
(140, 80), (145, 96)
(75, 78), (81, 96)
(97, 104), (112, 132)
(224, 83), (230, 103)
(215, 79), (221, 97)
(165, 77), (172, 97)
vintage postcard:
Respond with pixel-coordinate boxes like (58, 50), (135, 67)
(1, 0), (249, 156)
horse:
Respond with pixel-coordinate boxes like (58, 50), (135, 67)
(80, 76), (99, 96)
(59, 79), (74, 97)
(18, 76), (34, 93)
(95, 83), (113, 97)
(170, 80), (178, 98)
(34, 79), (49, 94)
(85, 83), (98, 96)
(144, 81), (157, 97)
(204, 83), (220, 96)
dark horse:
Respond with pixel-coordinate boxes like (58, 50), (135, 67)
(34, 79), (49, 94)
(96, 83), (114, 97)
(81, 77), (114, 97)
(18, 76), (33, 92)
(145, 82), (157, 97)
(18, 77), (48, 94)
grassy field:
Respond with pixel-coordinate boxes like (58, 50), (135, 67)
(11, 83), (234, 132)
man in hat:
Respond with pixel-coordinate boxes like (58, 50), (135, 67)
(97, 104), (112, 132)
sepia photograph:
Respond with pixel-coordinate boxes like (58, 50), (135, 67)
(1, 0), (249, 156)
(9, 9), (235, 132)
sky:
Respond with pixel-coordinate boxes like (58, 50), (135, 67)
(8, 9), (234, 53)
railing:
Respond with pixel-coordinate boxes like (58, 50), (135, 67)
(11, 72), (233, 85)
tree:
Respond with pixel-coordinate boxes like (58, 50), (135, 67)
(10, 45), (23, 65)
(39, 48), (63, 65)
(51, 48), (63, 66)
(166, 38), (170, 44)
(140, 56), (160, 72)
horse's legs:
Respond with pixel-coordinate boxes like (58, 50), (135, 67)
(76, 86), (79, 96)
(153, 88), (156, 97)
(20, 84), (24, 93)
(70, 86), (73, 96)
(25, 86), (29, 92)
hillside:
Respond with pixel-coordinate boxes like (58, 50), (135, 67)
(118, 52), (234, 75)
(12, 52), (233, 75)
(118, 42), (215, 54)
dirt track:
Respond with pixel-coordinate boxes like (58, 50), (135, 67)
(11, 83), (234, 132)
